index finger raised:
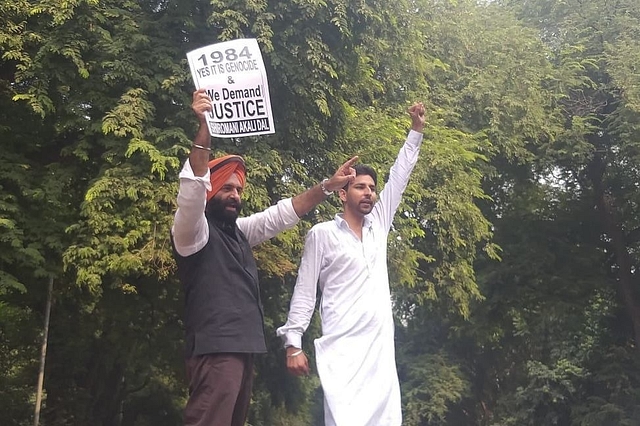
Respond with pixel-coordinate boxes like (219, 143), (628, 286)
(341, 155), (359, 169)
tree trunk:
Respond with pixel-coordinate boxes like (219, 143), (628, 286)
(590, 159), (640, 353)
(34, 276), (54, 426)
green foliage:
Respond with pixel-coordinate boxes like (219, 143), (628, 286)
(1, 0), (436, 423)
(492, 359), (585, 426)
(395, 1), (640, 425)
(402, 352), (470, 426)
(0, 301), (37, 426)
(3, 0), (640, 424)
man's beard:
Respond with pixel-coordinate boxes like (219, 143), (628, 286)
(206, 198), (242, 224)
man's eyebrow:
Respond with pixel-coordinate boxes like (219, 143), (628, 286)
(221, 184), (242, 190)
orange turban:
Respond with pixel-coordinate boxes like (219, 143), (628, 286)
(206, 155), (246, 201)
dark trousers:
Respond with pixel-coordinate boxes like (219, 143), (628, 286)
(184, 353), (254, 426)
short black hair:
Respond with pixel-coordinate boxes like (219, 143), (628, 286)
(344, 164), (377, 189)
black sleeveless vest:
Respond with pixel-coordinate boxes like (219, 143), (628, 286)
(172, 219), (266, 357)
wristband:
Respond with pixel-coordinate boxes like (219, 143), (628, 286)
(287, 349), (304, 358)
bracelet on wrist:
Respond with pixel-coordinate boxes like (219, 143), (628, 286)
(287, 349), (304, 358)
(192, 143), (211, 151)
(320, 178), (333, 196)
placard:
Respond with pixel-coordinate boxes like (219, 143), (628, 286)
(187, 39), (275, 138)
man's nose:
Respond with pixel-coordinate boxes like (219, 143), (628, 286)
(230, 188), (241, 200)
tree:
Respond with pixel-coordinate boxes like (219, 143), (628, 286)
(1, 0), (435, 424)
(394, 0), (640, 424)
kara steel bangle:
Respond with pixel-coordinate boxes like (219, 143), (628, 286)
(192, 143), (211, 151)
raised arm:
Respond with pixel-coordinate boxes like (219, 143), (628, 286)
(238, 156), (358, 247)
(290, 156), (358, 217)
(372, 102), (426, 232)
(171, 89), (214, 257)
(189, 89), (213, 176)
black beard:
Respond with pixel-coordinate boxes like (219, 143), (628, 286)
(205, 198), (242, 224)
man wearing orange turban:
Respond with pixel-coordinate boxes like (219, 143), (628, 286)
(206, 155), (246, 201)
(203, 155), (247, 225)
(171, 89), (358, 426)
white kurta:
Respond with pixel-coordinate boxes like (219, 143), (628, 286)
(277, 130), (423, 426)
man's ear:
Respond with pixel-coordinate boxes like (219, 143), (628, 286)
(339, 188), (347, 203)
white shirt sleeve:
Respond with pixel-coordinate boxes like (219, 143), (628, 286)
(276, 227), (322, 348)
(171, 159), (211, 257)
(372, 129), (423, 232)
(172, 158), (301, 255)
(237, 198), (300, 247)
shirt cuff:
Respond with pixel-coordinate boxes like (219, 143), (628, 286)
(406, 129), (424, 148)
(282, 332), (303, 349)
(179, 158), (212, 191)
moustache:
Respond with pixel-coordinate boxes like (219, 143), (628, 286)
(224, 199), (241, 211)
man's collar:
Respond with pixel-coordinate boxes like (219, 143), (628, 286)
(334, 213), (372, 229)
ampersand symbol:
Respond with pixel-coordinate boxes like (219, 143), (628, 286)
(227, 76), (235, 84)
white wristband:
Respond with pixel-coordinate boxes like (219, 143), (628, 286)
(287, 349), (304, 358)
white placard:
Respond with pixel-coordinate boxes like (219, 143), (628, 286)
(186, 39), (275, 138)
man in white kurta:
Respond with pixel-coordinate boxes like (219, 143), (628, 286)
(276, 103), (425, 426)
